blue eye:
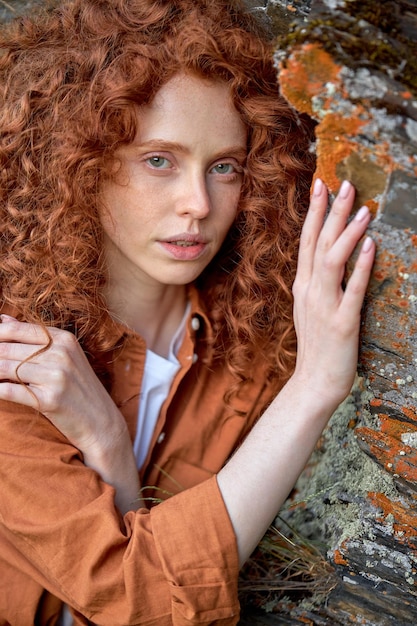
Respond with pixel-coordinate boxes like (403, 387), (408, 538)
(146, 156), (171, 169)
(212, 163), (235, 174)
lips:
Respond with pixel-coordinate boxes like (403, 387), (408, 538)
(160, 233), (207, 246)
(158, 234), (208, 260)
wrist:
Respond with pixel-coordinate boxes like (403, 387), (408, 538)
(80, 420), (131, 462)
(288, 367), (353, 415)
(280, 373), (343, 424)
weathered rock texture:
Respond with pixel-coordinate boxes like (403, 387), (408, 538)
(240, 0), (417, 624)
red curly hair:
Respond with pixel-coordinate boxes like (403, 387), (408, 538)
(0, 0), (315, 396)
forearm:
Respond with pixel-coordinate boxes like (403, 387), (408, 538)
(217, 375), (338, 566)
(80, 424), (141, 515)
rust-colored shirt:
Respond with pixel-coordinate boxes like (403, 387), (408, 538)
(0, 290), (272, 625)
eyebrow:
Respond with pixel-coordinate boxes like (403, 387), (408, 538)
(134, 139), (247, 162)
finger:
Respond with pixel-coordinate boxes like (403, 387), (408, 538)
(0, 356), (45, 384)
(0, 316), (50, 345)
(296, 178), (329, 283)
(316, 180), (356, 254)
(0, 380), (41, 410)
(316, 204), (372, 295)
(0, 341), (47, 364)
(342, 235), (375, 316)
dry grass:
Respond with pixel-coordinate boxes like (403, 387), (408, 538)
(239, 519), (337, 611)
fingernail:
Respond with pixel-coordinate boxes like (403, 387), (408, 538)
(313, 177), (324, 197)
(0, 314), (17, 323)
(338, 180), (351, 199)
(355, 205), (369, 221)
(362, 236), (373, 253)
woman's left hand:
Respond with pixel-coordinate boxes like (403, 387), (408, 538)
(0, 317), (140, 513)
(0, 317), (122, 447)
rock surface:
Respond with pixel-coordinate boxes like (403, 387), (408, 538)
(0, 0), (41, 21)
(240, 0), (417, 624)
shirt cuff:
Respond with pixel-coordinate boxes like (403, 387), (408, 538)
(150, 475), (240, 624)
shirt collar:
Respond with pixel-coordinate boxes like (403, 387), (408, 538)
(107, 283), (214, 353)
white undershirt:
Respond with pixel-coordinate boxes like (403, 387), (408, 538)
(133, 302), (190, 470)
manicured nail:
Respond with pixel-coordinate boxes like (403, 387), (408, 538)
(338, 180), (351, 199)
(355, 205), (370, 221)
(0, 314), (16, 322)
(362, 236), (373, 253)
(313, 177), (324, 197)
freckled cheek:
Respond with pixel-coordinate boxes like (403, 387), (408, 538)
(214, 182), (241, 211)
(224, 188), (242, 222)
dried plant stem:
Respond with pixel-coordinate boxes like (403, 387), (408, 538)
(239, 521), (337, 610)
(0, 1), (15, 12)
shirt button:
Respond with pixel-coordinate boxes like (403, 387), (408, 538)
(157, 432), (166, 444)
(192, 353), (198, 364)
(191, 316), (200, 331)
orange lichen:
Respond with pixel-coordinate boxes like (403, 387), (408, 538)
(333, 549), (348, 566)
(401, 405), (417, 422)
(315, 113), (367, 192)
(279, 42), (342, 117)
(357, 425), (417, 485)
(366, 198), (379, 215)
(315, 146), (354, 192)
(379, 415), (414, 438)
(374, 141), (398, 171)
(370, 398), (383, 407)
(368, 492), (417, 540)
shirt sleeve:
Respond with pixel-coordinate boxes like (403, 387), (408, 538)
(0, 400), (240, 625)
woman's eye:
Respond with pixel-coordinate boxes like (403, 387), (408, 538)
(211, 162), (235, 175)
(146, 156), (171, 169)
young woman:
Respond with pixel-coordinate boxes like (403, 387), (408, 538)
(0, 0), (375, 624)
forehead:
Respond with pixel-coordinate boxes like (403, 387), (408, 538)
(134, 73), (247, 149)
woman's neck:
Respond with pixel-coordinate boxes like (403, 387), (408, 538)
(105, 281), (188, 358)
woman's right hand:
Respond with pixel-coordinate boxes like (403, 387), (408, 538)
(291, 178), (375, 411)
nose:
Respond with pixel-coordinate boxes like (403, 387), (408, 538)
(175, 172), (211, 220)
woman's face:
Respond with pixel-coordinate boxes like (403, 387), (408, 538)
(100, 73), (247, 295)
